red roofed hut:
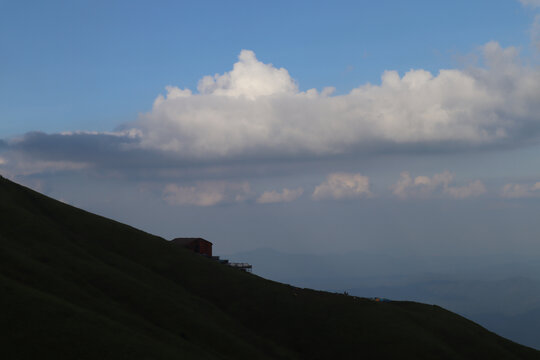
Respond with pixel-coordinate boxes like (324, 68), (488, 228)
(171, 237), (213, 257)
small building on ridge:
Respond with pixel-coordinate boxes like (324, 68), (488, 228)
(171, 237), (252, 272)
(171, 237), (213, 257)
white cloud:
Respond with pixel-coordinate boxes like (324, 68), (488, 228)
(197, 49), (298, 99)
(444, 180), (487, 199)
(4, 43), (540, 182)
(393, 171), (486, 199)
(501, 182), (540, 198)
(393, 171), (451, 199)
(130, 43), (540, 160)
(257, 187), (304, 204)
(312, 173), (371, 200)
(163, 181), (251, 206)
(392, 172), (414, 199)
(55, 129), (141, 138)
(518, 0), (540, 51)
(532, 14), (540, 50)
(519, 0), (540, 7)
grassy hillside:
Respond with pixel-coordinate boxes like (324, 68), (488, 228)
(1, 176), (539, 360)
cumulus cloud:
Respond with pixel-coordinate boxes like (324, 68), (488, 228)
(312, 173), (371, 200)
(130, 43), (540, 160)
(196, 50), (298, 99)
(3, 43), (540, 178)
(163, 181), (252, 206)
(393, 171), (486, 199)
(501, 182), (540, 198)
(257, 187), (304, 204)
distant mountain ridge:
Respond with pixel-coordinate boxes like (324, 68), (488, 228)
(1, 176), (539, 359)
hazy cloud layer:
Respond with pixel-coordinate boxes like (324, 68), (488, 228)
(392, 171), (486, 199)
(0, 131), (139, 175)
(312, 173), (371, 200)
(501, 182), (540, 198)
(257, 187), (304, 204)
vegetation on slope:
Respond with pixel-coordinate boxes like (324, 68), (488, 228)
(1, 176), (538, 359)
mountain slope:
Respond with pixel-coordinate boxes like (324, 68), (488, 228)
(1, 176), (539, 359)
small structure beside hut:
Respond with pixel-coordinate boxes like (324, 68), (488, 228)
(228, 262), (252, 273)
(171, 237), (252, 273)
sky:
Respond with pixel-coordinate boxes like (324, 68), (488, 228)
(2, 0), (540, 257)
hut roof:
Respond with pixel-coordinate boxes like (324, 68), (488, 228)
(171, 237), (213, 246)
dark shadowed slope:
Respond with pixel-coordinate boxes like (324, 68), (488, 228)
(0, 176), (539, 360)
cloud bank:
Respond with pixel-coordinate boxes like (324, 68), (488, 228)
(392, 171), (486, 199)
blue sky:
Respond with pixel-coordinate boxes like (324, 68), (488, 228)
(2, 0), (540, 257)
